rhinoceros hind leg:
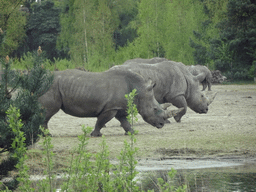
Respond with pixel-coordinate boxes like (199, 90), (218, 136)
(115, 112), (134, 135)
(202, 80), (207, 91)
(91, 110), (118, 137)
(207, 81), (212, 91)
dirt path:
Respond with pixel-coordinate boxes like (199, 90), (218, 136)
(37, 84), (256, 161)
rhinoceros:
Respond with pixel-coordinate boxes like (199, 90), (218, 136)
(109, 59), (217, 123)
(187, 65), (213, 91)
(39, 69), (182, 137)
(124, 57), (168, 64)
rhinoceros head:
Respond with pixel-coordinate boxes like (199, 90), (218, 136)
(137, 79), (183, 128)
(187, 83), (217, 114)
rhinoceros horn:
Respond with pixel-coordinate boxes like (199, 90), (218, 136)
(164, 107), (184, 119)
(160, 103), (172, 110)
(206, 92), (218, 105)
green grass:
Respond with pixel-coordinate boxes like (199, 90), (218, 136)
(221, 79), (255, 85)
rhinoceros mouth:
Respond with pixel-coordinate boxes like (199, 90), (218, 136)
(155, 122), (164, 129)
(198, 109), (208, 114)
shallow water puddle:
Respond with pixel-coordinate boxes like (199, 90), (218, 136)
(136, 158), (243, 171)
(135, 159), (256, 191)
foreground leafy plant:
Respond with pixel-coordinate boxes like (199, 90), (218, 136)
(37, 127), (56, 192)
(60, 126), (93, 191)
(0, 106), (33, 191)
(125, 88), (139, 128)
(156, 169), (187, 192)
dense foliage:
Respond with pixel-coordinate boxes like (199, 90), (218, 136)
(0, 0), (27, 57)
(1, 0), (256, 79)
(190, 0), (256, 79)
(0, 53), (53, 153)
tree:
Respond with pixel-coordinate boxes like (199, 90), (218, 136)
(207, 0), (256, 80)
(0, 50), (53, 153)
(190, 0), (228, 66)
(88, 0), (117, 69)
(57, 0), (118, 71)
(0, 0), (28, 57)
(162, 0), (204, 64)
(25, 0), (61, 60)
(134, 0), (167, 58)
(125, 0), (205, 64)
(113, 0), (138, 49)
(56, 0), (75, 60)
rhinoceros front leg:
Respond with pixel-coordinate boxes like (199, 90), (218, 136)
(39, 92), (62, 136)
(207, 81), (212, 91)
(91, 110), (118, 137)
(115, 115), (134, 135)
(167, 96), (187, 123)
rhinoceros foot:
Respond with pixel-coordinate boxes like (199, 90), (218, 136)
(91, 131), (102, 137)
(174, 115), (181, 123)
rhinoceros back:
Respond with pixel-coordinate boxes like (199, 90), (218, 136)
(41, 69), (148, 118)
(110, 61), (189, 103)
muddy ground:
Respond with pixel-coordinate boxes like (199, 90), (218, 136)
(31, 84), (256, 164)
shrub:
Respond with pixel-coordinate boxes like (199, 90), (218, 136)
(0, 52), (53, 153)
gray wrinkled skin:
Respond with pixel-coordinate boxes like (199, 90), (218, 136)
(187, 65), (213, 91)
(109, 58), (216, 123)
(124, 57), (168, 64)
(39, 69), (168, 137)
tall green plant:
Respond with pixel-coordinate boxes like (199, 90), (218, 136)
(60, 126), (93, 191)
(37, 127), (56, 192)
(7, 106), (32, 191)
(112, 89), (139, 191)
(125, 89), (139, 128)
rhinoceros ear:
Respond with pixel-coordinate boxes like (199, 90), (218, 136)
(145, 79), (156, 91)
(165, 107), (184, 118)
(160, 103), (172, 110)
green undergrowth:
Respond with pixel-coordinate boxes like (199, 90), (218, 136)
(221, 80), (255, 85)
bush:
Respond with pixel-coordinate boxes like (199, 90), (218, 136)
(50, 58), (76, 71)
(224, 67), (250, 81)
(12, 52), (52, 71)
(248, 61), (256, 79)
(0, 52), (53, 153)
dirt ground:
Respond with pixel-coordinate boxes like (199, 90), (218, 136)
(31, 84), (256, 163)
